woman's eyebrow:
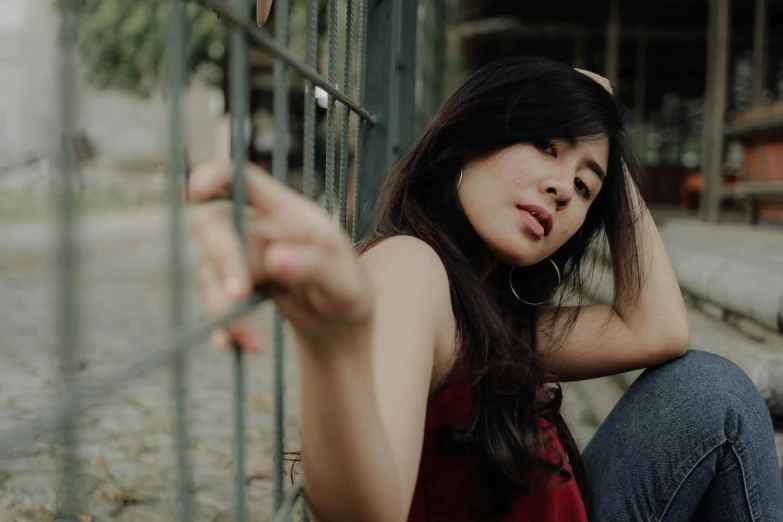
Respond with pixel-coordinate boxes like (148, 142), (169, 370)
(584, 159), (606, 182)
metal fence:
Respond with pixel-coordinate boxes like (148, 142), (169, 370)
(0, 0), (447, 520)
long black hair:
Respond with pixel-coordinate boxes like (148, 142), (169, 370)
(357, 56), (644, 515)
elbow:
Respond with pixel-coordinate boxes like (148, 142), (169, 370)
(661, 325), (691, 360)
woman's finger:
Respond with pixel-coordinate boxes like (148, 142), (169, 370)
(245, 215), (332, 259)
(188, 159), (233, 202)
(197, 265), (263, 353)
(189, 202), (254, 300)
(262, 243), (370, 322)
(196, 265), (232, 350)
(257, 0), (274, 25)
(189, 160), (314, 219)
(575, 68), (613, 94)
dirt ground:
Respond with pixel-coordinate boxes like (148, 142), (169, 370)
(0, 206), (305, 521)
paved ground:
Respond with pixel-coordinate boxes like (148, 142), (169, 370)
(0, 207), (305, 521)
(0, 205), (780, 521)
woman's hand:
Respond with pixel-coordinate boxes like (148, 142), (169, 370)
(575, 68), (613, 94)
(188, 160), (374, 354)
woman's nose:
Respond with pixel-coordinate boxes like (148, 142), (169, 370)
(543, 177), (573, 210)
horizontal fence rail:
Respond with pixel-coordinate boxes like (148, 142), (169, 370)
(200, 0), (376, 124)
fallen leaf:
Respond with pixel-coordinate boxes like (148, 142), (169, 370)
(246, 468), (272, 482)
(19, 507), (53, 522)
(78, 510), (93, 522)
(250, 394), (272, 411)
(101, 488), (140, 506)
(91, 456), (105, 468)
(100, 488), (123, 503)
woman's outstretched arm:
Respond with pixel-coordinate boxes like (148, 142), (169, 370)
(188, 162), (448, 522)
(299, 236), (450, 522)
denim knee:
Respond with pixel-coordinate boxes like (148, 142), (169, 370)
(637, 350), (772, 440)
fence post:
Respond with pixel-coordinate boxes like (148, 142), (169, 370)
(55, 0), (82, 518)
(228, 0), (251, 519)
(701, 0), (731, 223)
(355, 0), (418, 241)
(166, 0), (194, 519)
(272, 0), (290, 511)
(396, 0), (419, 150)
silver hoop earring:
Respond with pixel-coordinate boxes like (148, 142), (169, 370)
(509, 258), (561, 306)
(457, 168), (463, 191)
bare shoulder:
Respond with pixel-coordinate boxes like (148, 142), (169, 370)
(361, 234), (440, 269)
(360, 235), (450, 304)
(359, 235), (457, 381)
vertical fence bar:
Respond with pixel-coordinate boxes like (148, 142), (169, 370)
(352, 0), (368, 242)
(386, 0), (402, 159)
(355, 0), (415, 241)
(229, 0), (251, 519)
(55, 0), (81, 518)
(430, 0), (446, 120)
(338, 0), (356, 229)
(396, 0), (418, 153)
(167, 0), (193, 519)
(303, 0), (319, 202)
(272, 0), (290, 511)
(301, 0), (318, 517)
(416, 0), (446, 131)
(325, 0), (339, 214)
(354, 0), (395, 241)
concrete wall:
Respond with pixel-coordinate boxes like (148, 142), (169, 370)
(0, 0), (224, 168)
(0, 0), (59, 166)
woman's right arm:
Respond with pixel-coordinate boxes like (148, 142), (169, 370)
(299, 235), (452, 522)
(187, 161), (451, 522)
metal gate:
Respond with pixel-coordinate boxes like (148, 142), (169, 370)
(0, 0), (448, 520)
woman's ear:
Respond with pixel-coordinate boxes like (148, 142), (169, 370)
(257, 0), (273, 26)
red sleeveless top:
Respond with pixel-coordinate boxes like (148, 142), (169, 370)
(408, 351), (588, 522)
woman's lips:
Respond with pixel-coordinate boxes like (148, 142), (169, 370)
(516, 204), (553, 238)
(519, 208), (545, 238)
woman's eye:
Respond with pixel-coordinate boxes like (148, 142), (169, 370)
(574, 177), (593, 199)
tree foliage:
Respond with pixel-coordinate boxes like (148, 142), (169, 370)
(58, 0), (244, 97)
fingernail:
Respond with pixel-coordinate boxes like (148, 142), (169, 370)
(211, 330), (230, 350)
(225, 277), (247, 300)
(244, 337), (263, 353)
(272, 248), (293, 274)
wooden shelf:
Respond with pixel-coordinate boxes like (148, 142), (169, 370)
(721, 181), (783, 200)
(724, 113), (783, 139)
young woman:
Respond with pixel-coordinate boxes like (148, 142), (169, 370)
(188, 57), (783, 521)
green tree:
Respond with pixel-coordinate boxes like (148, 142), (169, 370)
(59, 0), (351, 100)
(58, 0), (244, 98)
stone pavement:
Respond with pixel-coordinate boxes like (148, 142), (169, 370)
(1, 206), (781, 521)
(0, 208), (304, 521)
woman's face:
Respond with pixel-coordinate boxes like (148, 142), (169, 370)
(458, 137), (609, 268)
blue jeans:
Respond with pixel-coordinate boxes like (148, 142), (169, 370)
(582, 350), (783, 521)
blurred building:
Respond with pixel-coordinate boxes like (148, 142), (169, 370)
(452, 0), (783, 215)
(0, 0), (224, 170)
